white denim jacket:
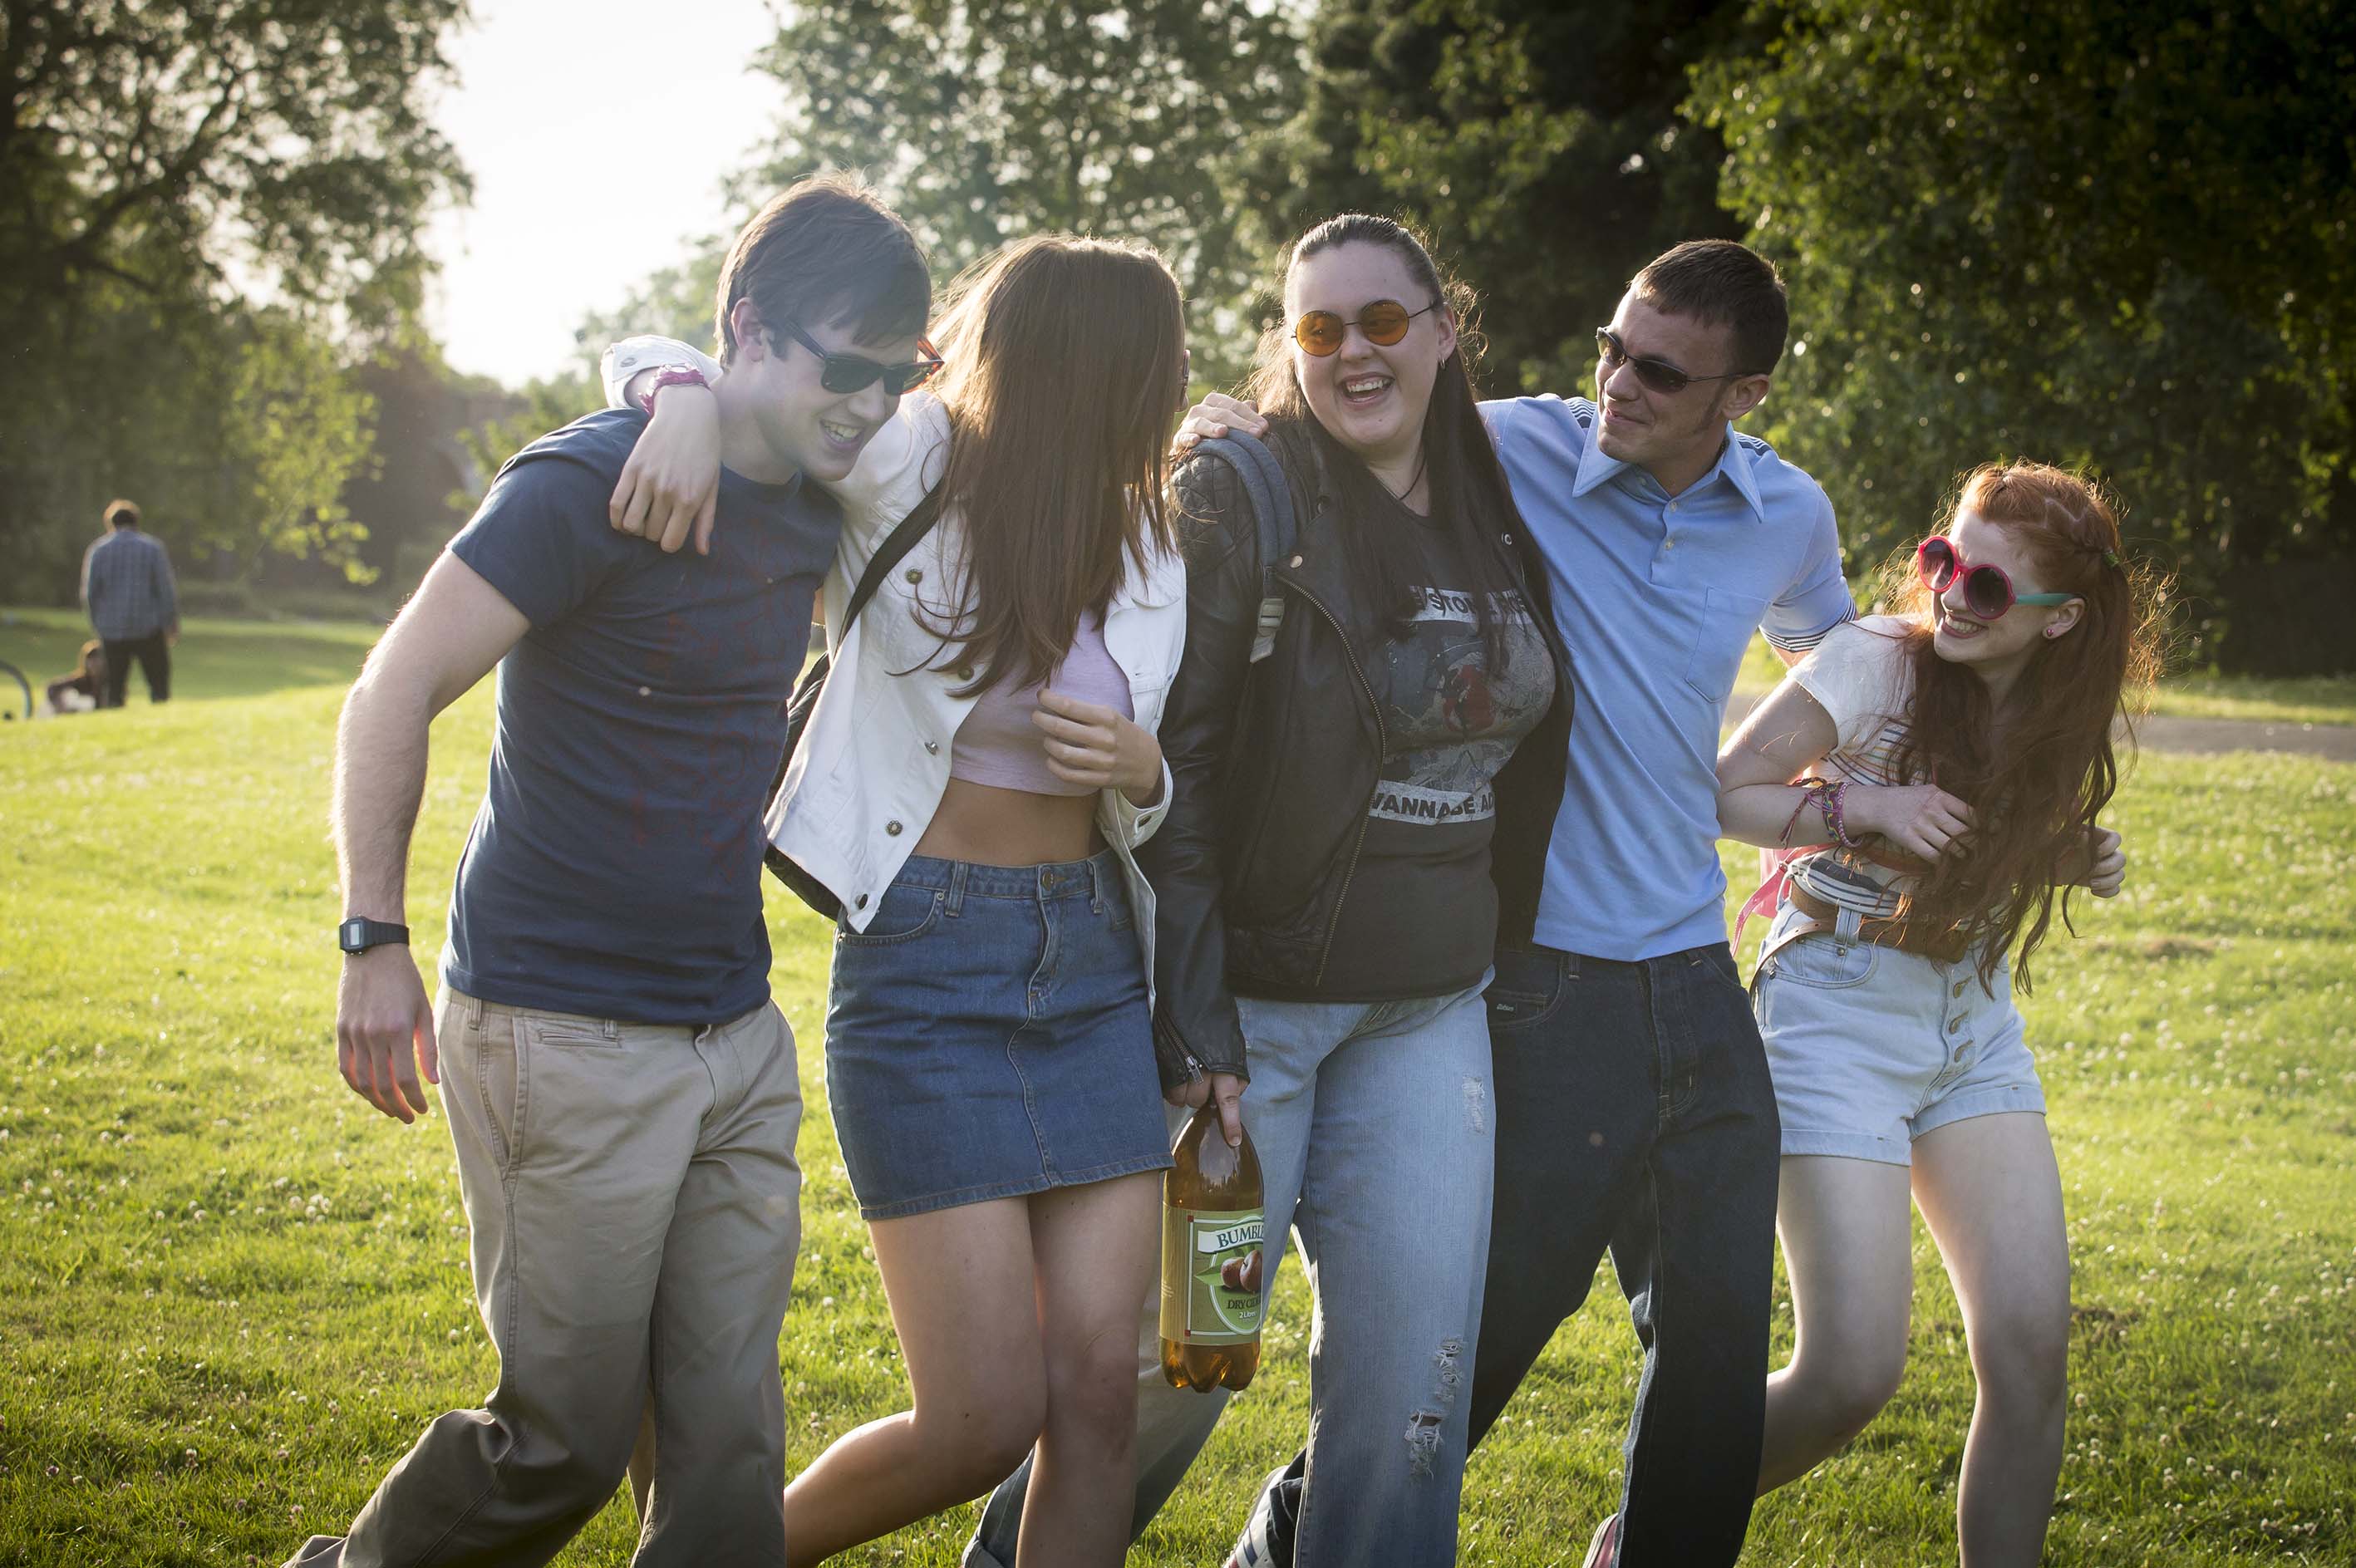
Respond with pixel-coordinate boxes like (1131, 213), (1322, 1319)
(602, 342), (1183, 990)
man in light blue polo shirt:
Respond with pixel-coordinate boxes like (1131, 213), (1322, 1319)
(1202, 240), (1852, 1568)
(1467, 240), (1853, 1568)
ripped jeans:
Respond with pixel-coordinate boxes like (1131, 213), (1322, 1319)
(965, 976), (1495, 1568)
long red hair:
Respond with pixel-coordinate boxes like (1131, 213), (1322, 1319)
(1886, 462), (2166, 991)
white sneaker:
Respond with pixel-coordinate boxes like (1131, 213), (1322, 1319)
(1581, 1513), (1620, 1568)
(1221, 1464), (1301, 1568)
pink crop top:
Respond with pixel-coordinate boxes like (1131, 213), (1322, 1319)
(949, 611), (1134, 796)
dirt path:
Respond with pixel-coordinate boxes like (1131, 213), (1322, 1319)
(2131, 713), (2356, 762)
(1723, 695), (2356, 764)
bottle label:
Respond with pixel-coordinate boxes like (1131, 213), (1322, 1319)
(1159, 1204), (1267, 1344)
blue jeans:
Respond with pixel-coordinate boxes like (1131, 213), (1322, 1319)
(966, 976), (1497, 1568)
(1471, 941), (1780, 1566)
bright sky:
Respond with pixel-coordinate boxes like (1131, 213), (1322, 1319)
(421, 0), (787, 387)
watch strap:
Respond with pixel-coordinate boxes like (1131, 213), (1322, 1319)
(339, 917), (411, 954)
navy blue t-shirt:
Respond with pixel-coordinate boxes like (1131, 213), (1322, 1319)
(440, 408), (841, 1025)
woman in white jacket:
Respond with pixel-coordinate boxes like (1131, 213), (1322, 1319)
(607, 236), (1189, 1567)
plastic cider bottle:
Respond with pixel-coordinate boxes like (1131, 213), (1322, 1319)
(1160, 1099), (1265, 1392)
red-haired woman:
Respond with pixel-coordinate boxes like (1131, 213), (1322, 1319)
(1715, 462), (2159, 1566)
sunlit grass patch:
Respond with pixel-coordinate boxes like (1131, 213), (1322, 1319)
(1, 667), (2350, 1562)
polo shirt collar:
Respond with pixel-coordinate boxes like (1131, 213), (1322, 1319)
(1714, 428), (1768, 523)
(1570, 430), (1629, 499)
(1574, 421), (1768, 523)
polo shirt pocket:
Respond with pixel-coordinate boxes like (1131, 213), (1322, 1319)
(1681, 586), (1769, 704)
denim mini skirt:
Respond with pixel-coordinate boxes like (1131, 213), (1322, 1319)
(824, 849), (1173, 1220)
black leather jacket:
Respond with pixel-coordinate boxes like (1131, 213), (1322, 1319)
(1139, 420), (1575, 1089)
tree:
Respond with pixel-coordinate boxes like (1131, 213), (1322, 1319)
(740, 0), (1304, 379)
(1235, 0), (1753, 394)
(1695, 0), (2356, 671)
(574, 250), (727, 366)
(0, 0), (470, 600)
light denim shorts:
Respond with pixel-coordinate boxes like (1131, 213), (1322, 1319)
(824, 850), (1172, 1220)
(1753, 902), (2045, 1166)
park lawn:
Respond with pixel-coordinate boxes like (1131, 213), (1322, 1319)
(1731, 633), (2356, 727)
(2139, 674), (2356, 727)
(0, 637), (2349, 1565)
(0, 608), (379, 716)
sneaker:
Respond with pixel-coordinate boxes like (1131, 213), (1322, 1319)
(1581, 1513), (1620, 1568)
(1222, 1463), (1303, 1568)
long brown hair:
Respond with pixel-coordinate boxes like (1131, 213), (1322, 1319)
(1884, 462), (2167, 990)
(917, 236), (1187, 693)
(1244, 214), (1527, 670)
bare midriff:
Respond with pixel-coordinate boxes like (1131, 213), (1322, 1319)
(912, 778), (1104, 867)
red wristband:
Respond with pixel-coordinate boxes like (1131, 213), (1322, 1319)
(635, 365), (708, 415)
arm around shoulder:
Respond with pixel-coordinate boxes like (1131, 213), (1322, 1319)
(600, 336), (722, 410)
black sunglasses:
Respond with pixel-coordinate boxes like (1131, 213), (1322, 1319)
(1594, 327), (1756, 396)
(775, 322), (943, 396)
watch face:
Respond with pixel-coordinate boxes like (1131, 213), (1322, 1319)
(341, 918), (406, 952)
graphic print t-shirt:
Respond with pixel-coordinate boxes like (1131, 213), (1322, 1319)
(1316, 501), (1556, 998)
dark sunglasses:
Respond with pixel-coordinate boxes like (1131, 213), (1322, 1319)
(1916, 536), (2074, 620)
(1594, 327), (1756, 396)
(1292, 298), (1438, 356)
(776, 322), (943, 396)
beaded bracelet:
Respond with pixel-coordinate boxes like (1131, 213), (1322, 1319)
(1817, 777), (1867, 850)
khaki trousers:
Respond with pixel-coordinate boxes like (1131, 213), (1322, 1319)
(288, 989), (803, 1568)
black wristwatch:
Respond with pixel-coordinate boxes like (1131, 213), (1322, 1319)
(338, 917), (411, 955)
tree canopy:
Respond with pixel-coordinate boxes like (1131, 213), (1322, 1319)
(1697, 0), (2356, 670)
(1237, 0), (1748, 393)
(0, 0), (470, 597)
(7, 0), (2350, 670)
(743, 0), (1301, 377)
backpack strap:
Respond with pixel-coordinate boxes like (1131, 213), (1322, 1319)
(840, 484), (945, 633)
(1188, 430), (1296, 592)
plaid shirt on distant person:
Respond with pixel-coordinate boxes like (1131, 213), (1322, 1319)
(81, 528), (179, 642)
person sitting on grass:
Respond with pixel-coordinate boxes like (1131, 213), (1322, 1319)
(1717, 461), (2159, 1566)
(45, 641), (106, 714)
(289, 174), (930, 1568)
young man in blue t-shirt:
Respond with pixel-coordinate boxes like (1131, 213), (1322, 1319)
(289, 177), (932, 1568)
(1179, 241), (1853, 1568)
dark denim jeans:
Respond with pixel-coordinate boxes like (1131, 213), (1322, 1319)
(1469, 939), (1780, 1566)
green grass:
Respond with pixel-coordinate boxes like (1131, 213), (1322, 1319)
(1732, 633), (2356, 726)
(2, 625), (2353, 1565)
(0, 607), (380, 717)
(2138, 675), (2356, 727)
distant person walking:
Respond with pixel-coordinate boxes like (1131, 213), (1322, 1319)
(80, 499), (178, 705)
